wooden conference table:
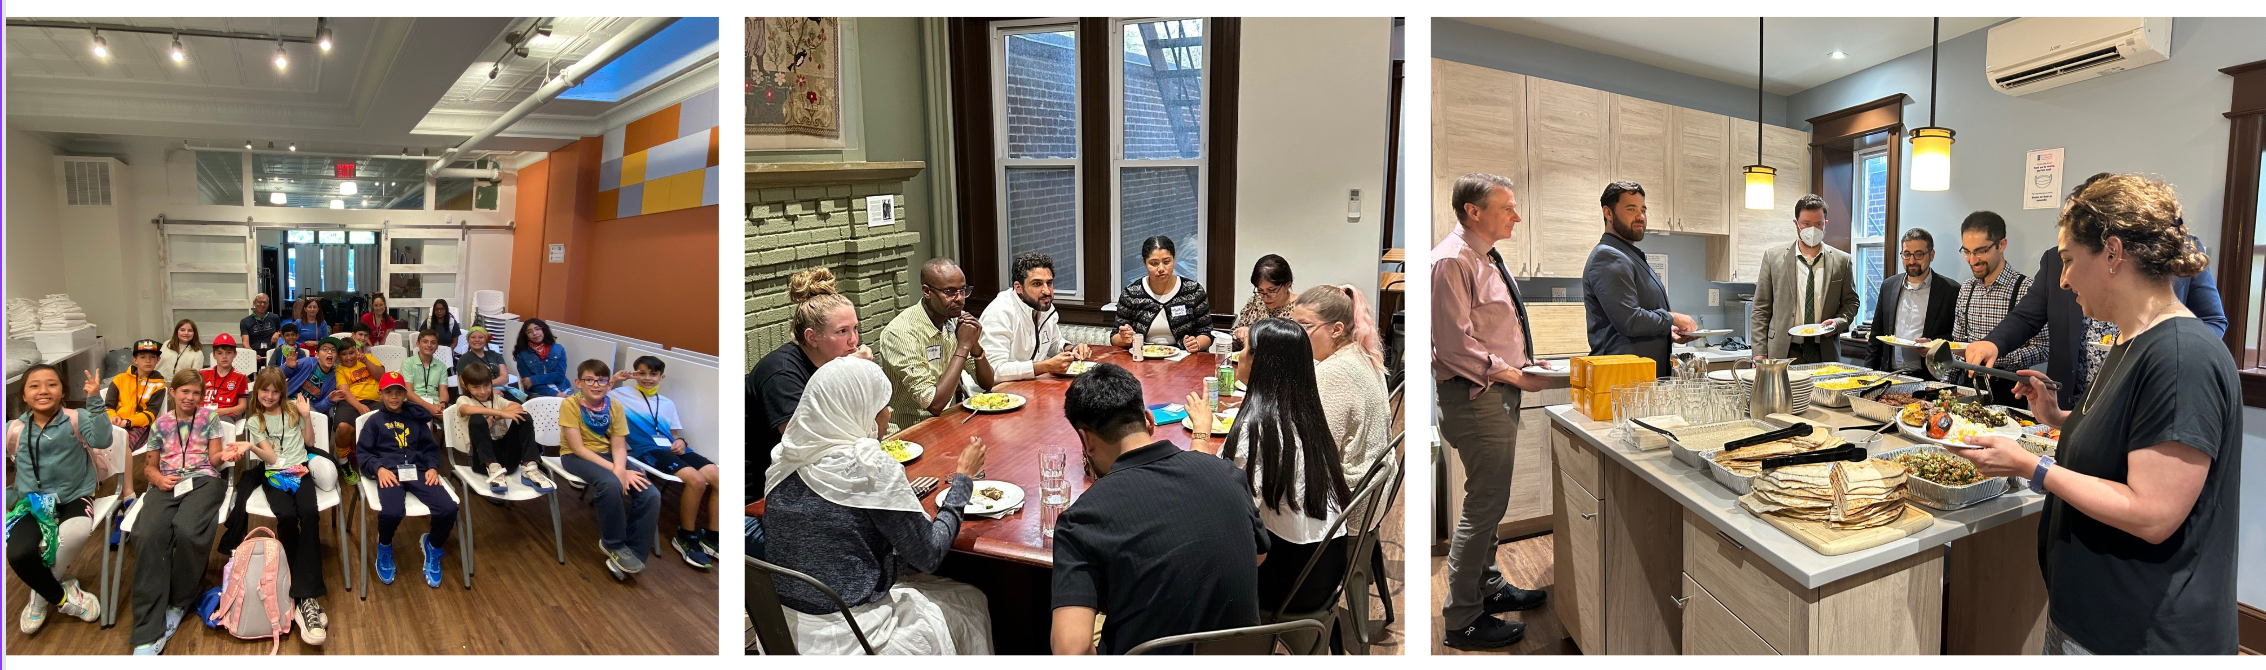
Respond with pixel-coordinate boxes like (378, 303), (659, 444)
(893, 347), (1232, 566)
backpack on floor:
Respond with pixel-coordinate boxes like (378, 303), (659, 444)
(214, 526), (294, 653)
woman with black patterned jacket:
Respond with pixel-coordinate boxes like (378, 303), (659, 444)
(1110, 235), (1214, 352)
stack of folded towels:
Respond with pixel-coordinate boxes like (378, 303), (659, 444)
(7, 298), (36, 338)
(37, 294), (88, 331)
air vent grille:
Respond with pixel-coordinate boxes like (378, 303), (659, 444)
(62, 160), (114, 207)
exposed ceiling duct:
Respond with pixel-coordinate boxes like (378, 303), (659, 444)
(427, 16), (673, 176)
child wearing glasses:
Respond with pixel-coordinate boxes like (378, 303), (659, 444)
(559, 359), (660, 581)
(608, 356), (716, 569)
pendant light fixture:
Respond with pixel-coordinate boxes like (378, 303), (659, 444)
(1910, 18), (1956, 192)
(1742, 17), (1775, 210)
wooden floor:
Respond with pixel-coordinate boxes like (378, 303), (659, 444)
(7, 481), (719, 655)
(1428, 533), (1579, 656)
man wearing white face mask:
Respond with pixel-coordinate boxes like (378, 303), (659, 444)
(1751, 194), (1860, 363)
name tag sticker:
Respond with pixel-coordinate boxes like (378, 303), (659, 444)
(1169, 305), (1188, 318)
(175, 477), (193, 495)
(654, 436), (673, 448)
(396, 464), (418, 481)
(925, 345), (942, 362)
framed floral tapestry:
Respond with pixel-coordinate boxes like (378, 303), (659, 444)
(747, 17), (843, 149)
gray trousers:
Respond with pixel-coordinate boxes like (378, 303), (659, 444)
(1436, 378), (1522, 630)
(1788, 337), (1835, 365)
(129, 475), (225, 646)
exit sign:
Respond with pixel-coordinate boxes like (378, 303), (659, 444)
(334, 163), (356, 179)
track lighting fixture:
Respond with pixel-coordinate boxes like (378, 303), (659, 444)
(90, 28), (107, 58)
(316, 18), (332, 52)
(274, 41), (288, 70)
(170, 34), (186, 63)
(244, 140), (254, 150)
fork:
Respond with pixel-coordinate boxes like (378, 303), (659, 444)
(910, 477), (941, 497)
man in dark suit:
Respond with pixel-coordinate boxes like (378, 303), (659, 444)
(1582, 181), (1699, 378)
(1864, 228), (1960, 375)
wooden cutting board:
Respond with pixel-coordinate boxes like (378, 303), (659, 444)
(1748, 501), (1935, 556)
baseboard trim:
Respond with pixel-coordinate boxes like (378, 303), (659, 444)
(2240, 602), (2264, 655)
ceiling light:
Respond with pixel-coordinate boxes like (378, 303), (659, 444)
(530, 25), (553, 43)
(274, 42), (288, 70)
(90, 29), (107, 58)
(244, 140), (254, 150)
(362, 199), (370, 207)
(288, 143), (297, 152)
(316, 18), (333, 52)
(340, 181), (358, 196)
(270, 192), (287, 205)
(513, 45), (529, 59)
(1829, 50), (1847, 60)
(1910, 18), (1957, 192)
(488, 64), (499, 80)
(170, 34), (186, 63)
(330, 199), (345, 210)
(1744, 18), (1774, 210)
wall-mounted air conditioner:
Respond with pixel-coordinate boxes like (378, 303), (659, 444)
(1986, 17), (2171, 96)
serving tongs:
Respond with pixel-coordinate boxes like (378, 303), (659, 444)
(1759, 443), (1869, 470)
(1923, 341), (2061, 391)
(1721, 423), (1814, 451)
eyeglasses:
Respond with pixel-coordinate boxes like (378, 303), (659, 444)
(1292, 319), (1326, 332)
(1898, 251), (1932, 259)
(1255, 284), (1287, 297)
(1957, 246), (1999, 258)
(577, 377), (607, 385)
(923, 285), (975, 299)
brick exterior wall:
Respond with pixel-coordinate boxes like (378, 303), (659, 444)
(744, 181), (918, 361)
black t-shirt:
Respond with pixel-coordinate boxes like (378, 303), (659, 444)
(1051, 441), (1269, 654)
(748, 342), (817, 501)
(2043, 317), (2241, 653)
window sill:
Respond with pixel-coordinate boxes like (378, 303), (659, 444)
(2239, 369), (2266, 409)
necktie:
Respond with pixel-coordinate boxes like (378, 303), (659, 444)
(1800, 252), (1821, 341)
(1487, 249), (1536, 362)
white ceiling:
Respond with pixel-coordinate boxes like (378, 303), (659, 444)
(1449, 17), (2006, 96)
(6, 17), (711, 157)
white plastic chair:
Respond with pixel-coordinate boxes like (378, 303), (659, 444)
(381, 332), (403, 348)
(233, 412), (354, 592)
(473, 290), (506, 316)
(367, 344), (408, 373)
(528, 397), (585, 493)
(230, 350), (259, 377)
(442, 404), (566, 579)
(86, 425), (129, 627)
(352, 412), (468, 597)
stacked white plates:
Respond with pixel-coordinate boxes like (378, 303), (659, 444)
(1707, 369), (1816, 415)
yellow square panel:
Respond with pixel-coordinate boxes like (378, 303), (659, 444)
(621, 150), (648, 187)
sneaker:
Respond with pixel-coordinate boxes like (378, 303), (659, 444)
(520, 463), (556, 493)
(1443, 615), (1527, 650)
(421, 533), (445, 588)
(672, 535), (714, 569)
(485, 463), (509, 494)
(341, 468), (361, 487)
(698, 528), (719, 557)
(376, 543), (397, 584)
(20, 591), (48, 635)
(57, 580), (100, 623)
(295, 599), (327, 646)
(132, 607), (185, 655)
(1482, 583), (1550, 614)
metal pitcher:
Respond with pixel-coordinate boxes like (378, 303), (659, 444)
(1747, 356), (1796, 418)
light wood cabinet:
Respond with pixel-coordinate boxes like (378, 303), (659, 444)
(1712, 122), (1811, 283)
(1525, 78), (1611, 278)
(1431, 59), (1529, 272)
(1552, 425), (1685, 655)
(1672, 109), (1733, 236)
(1682, 574), (1780, 654)
(1681, 510), (1944, 655)
(1553, 469), (1604, 650)
(1610, 95), (1674, 229)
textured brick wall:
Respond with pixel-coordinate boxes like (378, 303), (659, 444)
(744, 181), (918, 362)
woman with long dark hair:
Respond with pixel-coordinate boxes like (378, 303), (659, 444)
(1110, 235), (1213, 352)
(360, 294), (402, 333)
(512, 319), (572, 398)
(426, 299), (462, 351)
(1187, 317), (1350, 613)
(284, 297), (329, 343)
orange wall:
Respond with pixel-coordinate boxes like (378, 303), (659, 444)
(505, 137), (719, 354)
(509, 158), (550, 318)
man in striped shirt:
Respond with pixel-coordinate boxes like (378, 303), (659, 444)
(1948, 211), (2048, 400)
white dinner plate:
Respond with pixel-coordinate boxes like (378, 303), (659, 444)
(964, 481), (1026, 515)
(881, 440), (923, 463)
(1897, 407), (2022, 449)
(1181, 407), (1240, 435)
(961, 393), (1027, 413)
(1138, 345), (1182, 359)
(1788, 323), (1831, 338)
(1685, 328), (1733, 338)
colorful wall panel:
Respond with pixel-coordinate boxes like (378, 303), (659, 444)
(595, 85), (722, 221)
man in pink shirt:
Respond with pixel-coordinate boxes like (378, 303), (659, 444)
(1432, 173), (1551, 649)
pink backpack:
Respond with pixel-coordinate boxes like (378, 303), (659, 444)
(215, 526), (294, 653)
(6, 412), (115, 481)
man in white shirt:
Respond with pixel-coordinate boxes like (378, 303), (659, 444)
(982, 252), (1093, 381)
(1862, 228), (1959, 374)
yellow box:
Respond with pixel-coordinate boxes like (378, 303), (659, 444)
(1570, 354), (1640, 388)
(1591, 358), (1658, 392)
(1576, 386), (1619, 421)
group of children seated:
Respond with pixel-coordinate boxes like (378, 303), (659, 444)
(5, 318), (719, 654)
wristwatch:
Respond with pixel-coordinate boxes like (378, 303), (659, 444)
(2029, 456), (2055, 494)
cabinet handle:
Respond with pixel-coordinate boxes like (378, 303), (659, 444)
(1717, 530), (1748, 551)
(1672, 595), (1691, 609)
(1580, 512), (1598, 520)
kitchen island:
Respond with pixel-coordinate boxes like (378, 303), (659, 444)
(1546, 403), (2051, 655)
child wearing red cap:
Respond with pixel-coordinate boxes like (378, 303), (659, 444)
(354, 371), (456, 589)
(199, 333), (250, 418)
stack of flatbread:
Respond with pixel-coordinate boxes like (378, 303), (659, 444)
(1710, 425), (1841, 477)
(1741, 459), (1909, 530)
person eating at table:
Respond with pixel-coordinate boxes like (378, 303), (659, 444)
(1294, 284), (1394, 558)
(1050, 363), (1267, 655)
(1186, 318), (1352, 621)
(878, 258), (998, 426)
(749, 268), (871, 512)
(982, 252), (1092, 381)
(1231, 254), (1296, 351)
(1110, 236), (1214, 353)
(1953, 174), (2241, 655)
(761, 356), (993, 654)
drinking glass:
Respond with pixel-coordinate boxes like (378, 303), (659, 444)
(1041, 499), (1067, 537)
(1041, 450), (1068, 483)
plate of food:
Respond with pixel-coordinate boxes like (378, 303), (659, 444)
(1182, 407), (1240, 435)
(880, 439), (923, 463)
(1066, 360), (1096, 376)
(1788, 323), (1832, 337)
(964, 481), (1026, 515)
(1875, 335), (1967, 350)
(1523, 359), (1572, 378)
(1896, 391), (2022, 448)
(1139, 344), (1181, 358)
(963, 393), (1027, 413)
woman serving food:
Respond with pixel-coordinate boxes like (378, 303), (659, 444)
(1951, 174), (2240, 655)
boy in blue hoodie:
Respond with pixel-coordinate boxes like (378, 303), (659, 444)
(354, 372), (456, 588)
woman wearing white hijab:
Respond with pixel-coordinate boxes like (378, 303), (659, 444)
(761, 357), (994, 654)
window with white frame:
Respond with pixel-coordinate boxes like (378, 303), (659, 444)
(989, 18), (1211, 298)
(1853, 148), (1890, 323)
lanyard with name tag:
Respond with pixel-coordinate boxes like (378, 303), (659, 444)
(396, 460), (418, 482)
(176, 476), (194, 495)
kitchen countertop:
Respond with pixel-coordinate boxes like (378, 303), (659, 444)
(1672, 344), (1750, 363)
(1546, 404), (2045, 589)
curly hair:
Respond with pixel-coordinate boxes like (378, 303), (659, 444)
(2058, 173), (2208, 280)
(789, 267), (855, 344)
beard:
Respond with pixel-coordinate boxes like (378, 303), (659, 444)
(1904, 263), (1927, 278)
(1610, 216), (1645, 242)
(1019, 289), (1051, 312)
